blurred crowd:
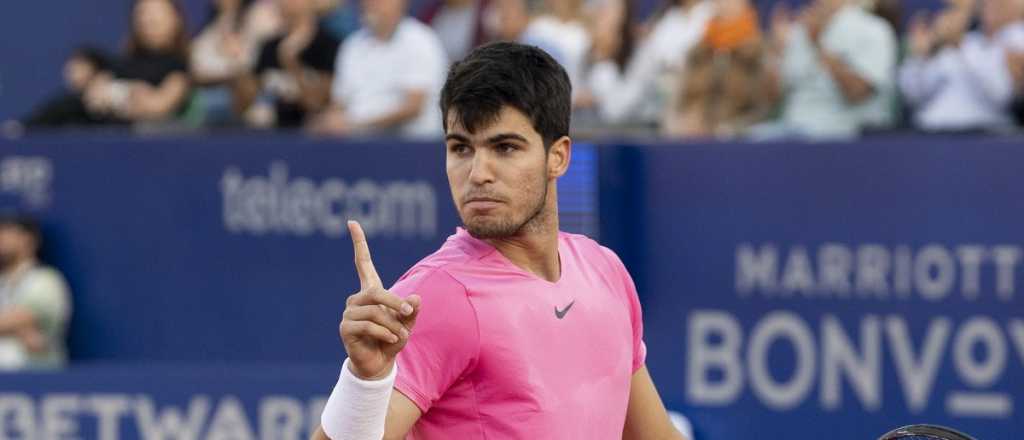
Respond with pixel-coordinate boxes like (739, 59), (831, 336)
(18, 0), (1024, 140)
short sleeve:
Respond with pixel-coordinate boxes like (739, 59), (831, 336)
(834, 18), (896, 90)
(390, 268), (479, 413)
(600, 247), (646, 373)
(14, 269), (71, 336)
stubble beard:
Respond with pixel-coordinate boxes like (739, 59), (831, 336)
(462, 173), (549, 240)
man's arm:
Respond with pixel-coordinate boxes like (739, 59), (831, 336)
(622, 366), (687, 440)
(815, 46), (876, 105)
(0, 306), (36, 335)
(311, 389), (421, 440)
(359, 90), (428, 131)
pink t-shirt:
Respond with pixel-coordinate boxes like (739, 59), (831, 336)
(390, 228), (646, 439)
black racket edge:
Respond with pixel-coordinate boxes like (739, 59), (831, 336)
(878, 424), (978, 440)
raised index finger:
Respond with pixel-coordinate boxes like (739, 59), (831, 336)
(348, 220), (383, 289)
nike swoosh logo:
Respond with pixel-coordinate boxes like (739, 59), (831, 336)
(554, 300), (575, 319)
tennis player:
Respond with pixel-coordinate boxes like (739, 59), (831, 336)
(314, 42), (685, 440)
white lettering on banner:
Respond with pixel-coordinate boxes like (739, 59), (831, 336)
(992, 246), (1021, 300)
(221, 162), (437, 239)
(89, 395), (131, 440)
(736, 243), (1021, 301)
(687, 311), (744, 405)
(42, 394), (80, 438)
(135, 396), (210, 439)
(953, 317), (1006, 388)
(259, 397), (304, 440)
(206, 396), (256, 440)
(0, 155), (53, 208)
(0, 394), (35, 437)
(0, 395), (327, 439)
(748, 312), (816, 410)
(885, 316), (951, 412)
(687, 311), (1022, 418)
(736, 244), (777, 295)
(821, 315), (881, 411)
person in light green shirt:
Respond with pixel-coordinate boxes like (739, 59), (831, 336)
(0, 215), (71, 370)
(753, 0), (897, 140)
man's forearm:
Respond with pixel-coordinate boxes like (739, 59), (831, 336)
(0, 307), (37, 335)
(816, 46), (875, 104)
(356, 92), (427, 132)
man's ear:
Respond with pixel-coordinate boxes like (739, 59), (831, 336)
(547, 136), (572, 179)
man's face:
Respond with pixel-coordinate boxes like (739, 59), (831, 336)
(65, 56), (97, 92)
(135, 0), (180, 51)
(362, 0), (406, 33)
(0, 225), (32, 268)
(445, 106), (551, 239)
(981, 0), (1019, 32)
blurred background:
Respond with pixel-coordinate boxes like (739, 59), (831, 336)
(0, 0), (1022, 439)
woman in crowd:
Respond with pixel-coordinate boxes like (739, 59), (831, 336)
(663, 0), (770, 138)
(899, 0), (1024, 132)
(83, 0), (192, 125)
(584, 0), (714, 128)
(191, 0), (282, 126)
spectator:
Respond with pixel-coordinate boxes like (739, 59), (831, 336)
(0, 215), (71, 370)
(481, 0), (531, 42)
(82, 0), (193, 125)
(191, 0), (281, 126)
(310, 0), (447, 137)
(899, 0), (1024, 132)
(237, 0), (340, 128)
(755, 0), (897, 140)
(664, 0), (770, 138)
(22, 47), (112, 128)
(521, 0), (590, 99)
(419, 0), (491, 62)
(585, 0), (715, 127)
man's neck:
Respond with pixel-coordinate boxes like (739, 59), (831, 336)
(287, 14), (316, 34)
(487, 225), (561, 282)
(372, 18), (403, 41)
(1, 258), (34, 278)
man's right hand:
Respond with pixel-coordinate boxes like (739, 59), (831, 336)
(340, 220), (421, 380)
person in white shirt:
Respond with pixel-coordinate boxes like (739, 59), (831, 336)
(0, 216), (70, 371)
(521, 0), (591, 100)
(310, 0), (448, 138)
(585, 0), (714, 126)
(899, 0), (1024, 132)
(754, 0), (897, 140)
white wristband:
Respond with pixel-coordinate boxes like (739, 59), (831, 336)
(321, 358), (397, 440)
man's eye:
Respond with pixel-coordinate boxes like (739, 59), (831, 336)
(496, 143), (517, 153)
(450, 144), (471, 155)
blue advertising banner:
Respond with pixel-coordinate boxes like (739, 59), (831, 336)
(0, 364), (334, 439)
(0, 134), (461, 363)
(599, 137), (1024, 439)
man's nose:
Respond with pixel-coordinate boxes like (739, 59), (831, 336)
(468, 150), (496, 185)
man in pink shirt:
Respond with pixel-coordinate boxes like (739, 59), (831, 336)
(314, 42), (685, 440)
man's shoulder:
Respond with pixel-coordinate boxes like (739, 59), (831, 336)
(833, 6), (891, 35)
(26, 265), (67, 285)
(390, 232), (490, 296)
(560, 232), (625, 271)
(395, 18), (445, 53)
